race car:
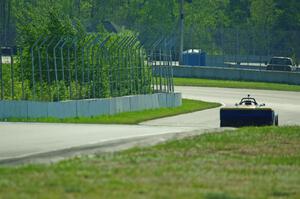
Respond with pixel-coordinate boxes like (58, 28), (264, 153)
(220, 95), (278, 127)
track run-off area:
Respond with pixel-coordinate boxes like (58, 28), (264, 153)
(1, 86), (300, 164)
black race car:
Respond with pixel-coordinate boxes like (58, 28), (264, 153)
(220, 95), (278, 127)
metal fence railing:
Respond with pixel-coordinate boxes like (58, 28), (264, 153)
(0, 35), (175, 102)
(143, 36), (176, 93)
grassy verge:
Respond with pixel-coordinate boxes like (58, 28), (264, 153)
(5, 99), (220, 124)
(174, 77), (300, 92)
(1, 126), (299, 198)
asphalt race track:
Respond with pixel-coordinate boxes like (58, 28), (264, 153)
(0, 123), (195, 164)
(1, 86), (300, 164)
(143, 86), (300, 127)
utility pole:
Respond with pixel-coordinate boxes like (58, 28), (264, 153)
(179, 0), (184, 64)
(179, 0), (192, 64)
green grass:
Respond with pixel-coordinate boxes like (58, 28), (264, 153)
(174, 77), (300, 92)
(1, 126), (300, 198)
(5, 99), (220, 124)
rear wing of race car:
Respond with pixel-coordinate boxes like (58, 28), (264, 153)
(220, 108), (276, 127)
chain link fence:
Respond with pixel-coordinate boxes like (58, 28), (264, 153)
(0, 34), (174, 102)
(184, 26), (300, 69)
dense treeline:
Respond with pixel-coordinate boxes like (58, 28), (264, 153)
(0, 0), (13, 46)
(1, 0), (300, 101)
(1, 0), (300, 56)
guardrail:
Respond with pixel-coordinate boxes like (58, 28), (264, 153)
(173, 66), (300, 85)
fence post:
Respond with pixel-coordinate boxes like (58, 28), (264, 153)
(163, 39), (168, 92)
(81, 35), (96, 99)
(45, 38), (55, 99)
(19, 48), (25, 100)
(163, 38), (171, 93)
(170, 48), (174, 92)
(53, 38), (63, 101)
(86, 35), (101, 99)
(116, 37), (130, 97)
(91, 36), (101, 98)
(124, 37), (135, 95)
(66, 40), (72, 99)
(31, 36), (43, 100)
(105, 36), (118, 97)
(126, 37), (137, 95)
(46, 38), (55, 84)
(71, 38), (78, 99)
(95, 36), (111, 98)
(118, 37), (131, 96)
(66, 37), (78, 99)
(159, 43), (163, 92)
(137, 43), (143, 94)
(132, 39), (139, 95)
(38, 37), (49, 100)
(10, 47), (14, 99)
(150, 39), (161, 91)
(60, 38), (68, 82)
(135, 42), (143, 94)
(0, 46), (3, 100)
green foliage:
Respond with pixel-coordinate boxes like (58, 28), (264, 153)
(1, 1), (152, 101)
(2, 34), (152, 101)
(15, 1), (84, 47)
(6, 0), (300, 43)
(186, 0), (230, 29)
(0, 0), (14, 45)
(4, 0), (300, 59)
(250, 0), (278, 29)
(3, 0), (300, 101)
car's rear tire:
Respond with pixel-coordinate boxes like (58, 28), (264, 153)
(274, 114), (279, 126)
(220, 121), (224, 127)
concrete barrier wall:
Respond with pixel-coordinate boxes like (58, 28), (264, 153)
(173, 66), (300, 85)
(206, 55), (272, 67)
(0, 93), (182, 119)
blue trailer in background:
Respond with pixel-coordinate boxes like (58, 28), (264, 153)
(182, 49), (206, 66)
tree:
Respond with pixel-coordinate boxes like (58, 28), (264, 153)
(250, 0), (278, 29)
(274, 0), (300, 31)
(0, 0), (13, 46)
(226, 0), (251, 27)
